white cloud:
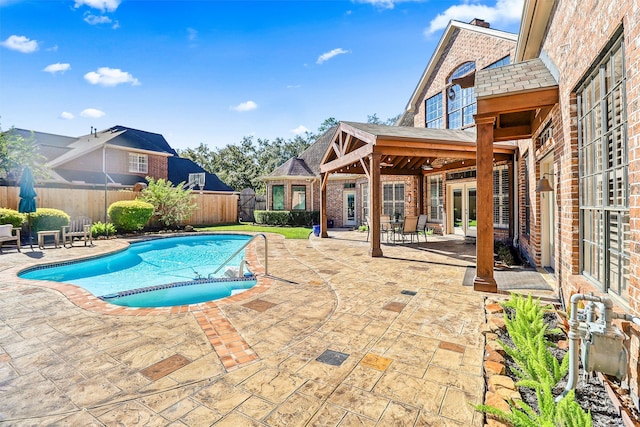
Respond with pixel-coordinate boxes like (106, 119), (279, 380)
(80, 108), (105, 118)
(317, 48), (349, 64)
(354, 0), (423, 10)
(291, 125), (309, 135)
(84, 67), (140, 86)
(84, 13), (112, 25)
(47, 45), (59, 52)
(112, 20), (120, 29)
(426, 0), (524, 34)
(231, 100), (258, 112)
(0, 35), (38, 53)
(43, 63), (71, 74)
(187, 27), (198, 41)
(59, 112), (75, 120)
(74, 0), (120, 12)
(286, 84), (301, 89)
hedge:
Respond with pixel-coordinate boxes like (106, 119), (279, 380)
(254, 210), (319, 227)
(30, 208), (70, 233)
(0, 208), (25, 228)
(108, 200), (154, 232)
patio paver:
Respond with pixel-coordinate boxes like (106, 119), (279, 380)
(0, 230), (557, 425)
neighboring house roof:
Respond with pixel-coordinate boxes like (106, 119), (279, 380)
(12, 129), (76, 161)
(167, 157), (234, 192)
(107, 125), (178, 156)
(475, 58), (558, 99)
(265, 126), (337, 179)
(405, 19), (517, 113)
(54, 169), (144, 186)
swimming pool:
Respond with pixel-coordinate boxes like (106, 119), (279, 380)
(19, 234), (258, 307)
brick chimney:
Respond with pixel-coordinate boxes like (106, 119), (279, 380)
(469, 18), (490, 28)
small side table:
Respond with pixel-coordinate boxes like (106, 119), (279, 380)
(38, 230), (60, 249)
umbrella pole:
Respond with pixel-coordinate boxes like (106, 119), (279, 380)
(28, 213), (33, 251)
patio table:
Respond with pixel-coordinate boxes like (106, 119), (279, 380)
(37, 230), (60, 249)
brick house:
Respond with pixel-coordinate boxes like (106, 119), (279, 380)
(11, 125), (233, 192)
(266, 19), (517, 231)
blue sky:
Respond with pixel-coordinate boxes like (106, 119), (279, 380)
(0, 0), (523, 150)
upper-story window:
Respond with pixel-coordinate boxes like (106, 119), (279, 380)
(485, 55), (510, 69)
(128, 153), (148, 173)
(425, 93), (443, 129)
(447, 62), (476, 129)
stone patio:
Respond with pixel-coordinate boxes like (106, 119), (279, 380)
(0, 230), (557, 426)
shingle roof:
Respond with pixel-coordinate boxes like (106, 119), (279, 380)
(13, 129), (76, 161)
(55, 169), (145, 186)
(266, 126), (337, 178)
(475, 58), (558, 99)
(107, 125), (178, 155)
(341, 121), (477, 144)
(168, 157), (234, 192)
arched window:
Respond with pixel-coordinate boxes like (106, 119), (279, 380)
(447, 62), (476, 129)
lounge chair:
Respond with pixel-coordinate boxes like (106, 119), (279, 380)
(0, 224), (21, 253)
(62, 216), (93, 247)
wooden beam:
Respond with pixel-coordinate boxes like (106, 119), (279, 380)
(494, 124), (532, 141)
(360, 158), (371, 179)
(375, 146), (478, 159)
(369, 153), (383, 257)
(320, 145), (373, 173)
(476, 86), (558, 116)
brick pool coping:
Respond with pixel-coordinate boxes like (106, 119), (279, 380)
(11, 233), (271, 372)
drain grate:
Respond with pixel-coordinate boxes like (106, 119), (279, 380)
(316, 349), (350, 366)
(400, 290), (417, 296)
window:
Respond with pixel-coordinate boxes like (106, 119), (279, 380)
(425, 93), (443, 129)
(291, 185), (306, 210)
(382, 182), (404, 218)
(578, 35), (629, 301)
(523, 154), (530, 236)
(272, 185), (284, 210)
(485, 55), (510, 69)
(128, 153), (148, 173)
(362, 184), (369, 220)
(447, 62), (476, 129)
(428, 175), (443, 222)
(493, 165), (510, 228)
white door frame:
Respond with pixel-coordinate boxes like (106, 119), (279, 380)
(447, 181), (477, 237)
(344, 190), (357, 227)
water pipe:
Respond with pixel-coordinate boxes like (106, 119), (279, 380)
(558, 293), (615, 400)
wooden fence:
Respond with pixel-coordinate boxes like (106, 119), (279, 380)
(0, 186), (238, 225)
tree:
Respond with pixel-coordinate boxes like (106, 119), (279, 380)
(0, 126), (47, 181)
(367, 113), (401, 126)
(317, 117), (339, 133)
(139, 177), (197, 229)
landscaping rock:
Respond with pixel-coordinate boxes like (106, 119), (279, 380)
(485, 349), (505, 364)
(485, 303), (504, 314)
(488, 375), (516, 393)
(485, 360), (506, 376)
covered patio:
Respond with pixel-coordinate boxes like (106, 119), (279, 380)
(318, 121), (516, 291)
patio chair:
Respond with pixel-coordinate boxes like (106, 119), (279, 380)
(0, 224), (20, 253)
(417, 214), (428, 242)
(62, 216), (93, 248)
(392, 215), (419, 244)
(380, 215), (392, 243)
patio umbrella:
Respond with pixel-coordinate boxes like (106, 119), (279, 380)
(18, 166), (37, 250)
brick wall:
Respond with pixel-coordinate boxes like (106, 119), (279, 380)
(411, 27), (516, 126)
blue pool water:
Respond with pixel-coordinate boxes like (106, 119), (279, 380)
(19, 234), (257, 307)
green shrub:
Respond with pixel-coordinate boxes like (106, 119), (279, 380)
(91, 221), (117, 238)
(107, 200), (154, 232)
(254, 210), (319, 227)
(0, 208), (25, 227)
(139, 177), (197, 229)
(30, 208), (70, 233)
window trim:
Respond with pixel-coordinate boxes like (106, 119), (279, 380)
(272, 185), (285, 211)
(128, 152), (148, 174)
(291, 185), (306, 211)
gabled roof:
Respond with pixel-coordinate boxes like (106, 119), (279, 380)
(167, 157), (234, 192)
(12, 129), (76, 161)
(405, 20), (517, 113)
(265, 126), (337, 179)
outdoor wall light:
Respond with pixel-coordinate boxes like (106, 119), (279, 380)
(535, 173), (555, 193)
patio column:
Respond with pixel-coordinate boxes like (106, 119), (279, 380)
(474, 116), (497, 292)
(320, 172), (329, 238)
(369, 153), (383, 257)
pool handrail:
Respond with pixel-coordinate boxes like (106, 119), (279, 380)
(212, 233), (268, 277)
